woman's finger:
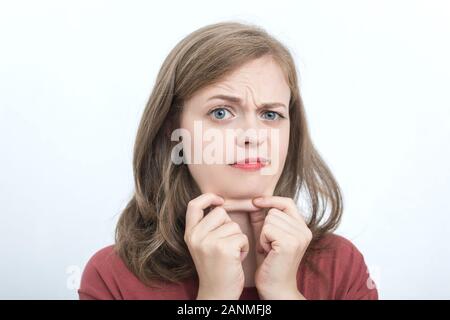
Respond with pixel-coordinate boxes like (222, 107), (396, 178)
(185, 193), (224, 234)
(265, 208), (299, 235)
(208, 220), (243, 239)
(259, 223), (286, 254)
(222, 233), (249, 260)
(192, 206), (233, 241)
(253, 196), (305, 222)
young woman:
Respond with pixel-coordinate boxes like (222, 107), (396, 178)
(78, 21), (378, 300)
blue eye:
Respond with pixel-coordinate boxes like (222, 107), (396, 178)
(261, 111), (284, 121)
(209, 107), (233, 120)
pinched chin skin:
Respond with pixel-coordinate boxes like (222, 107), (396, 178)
(213, 189), (275, 213)
(200, 181), (276, 213)
(222, 198), (261, 213)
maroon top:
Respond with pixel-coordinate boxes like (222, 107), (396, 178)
(78, 233), (378, 300)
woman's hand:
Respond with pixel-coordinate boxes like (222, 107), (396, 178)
(184, 193), (249, 300)
(250, 196), (312, 300)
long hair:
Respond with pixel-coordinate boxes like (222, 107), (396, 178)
(115, 21), (343, 287)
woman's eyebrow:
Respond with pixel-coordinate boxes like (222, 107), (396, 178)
(207, 94), (287, 109)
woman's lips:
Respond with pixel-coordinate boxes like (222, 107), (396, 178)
(228, 158), (268, 171)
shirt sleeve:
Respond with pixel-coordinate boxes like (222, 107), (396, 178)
(334, 236), (379, 300)
(78, 249), (116, 300)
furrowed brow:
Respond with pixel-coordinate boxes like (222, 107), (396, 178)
(207, 94), (286, 109)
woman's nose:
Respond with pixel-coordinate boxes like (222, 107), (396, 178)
(235, 115), (268, 148)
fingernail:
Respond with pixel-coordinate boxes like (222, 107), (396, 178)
(254, 197), (264, 203)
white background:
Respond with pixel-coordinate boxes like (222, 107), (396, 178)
(1, 0), (449, 299)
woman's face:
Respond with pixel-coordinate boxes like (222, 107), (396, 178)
(178, 55), (290, 204)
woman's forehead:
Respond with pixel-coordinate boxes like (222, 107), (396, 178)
(194, 74), (290, 106)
